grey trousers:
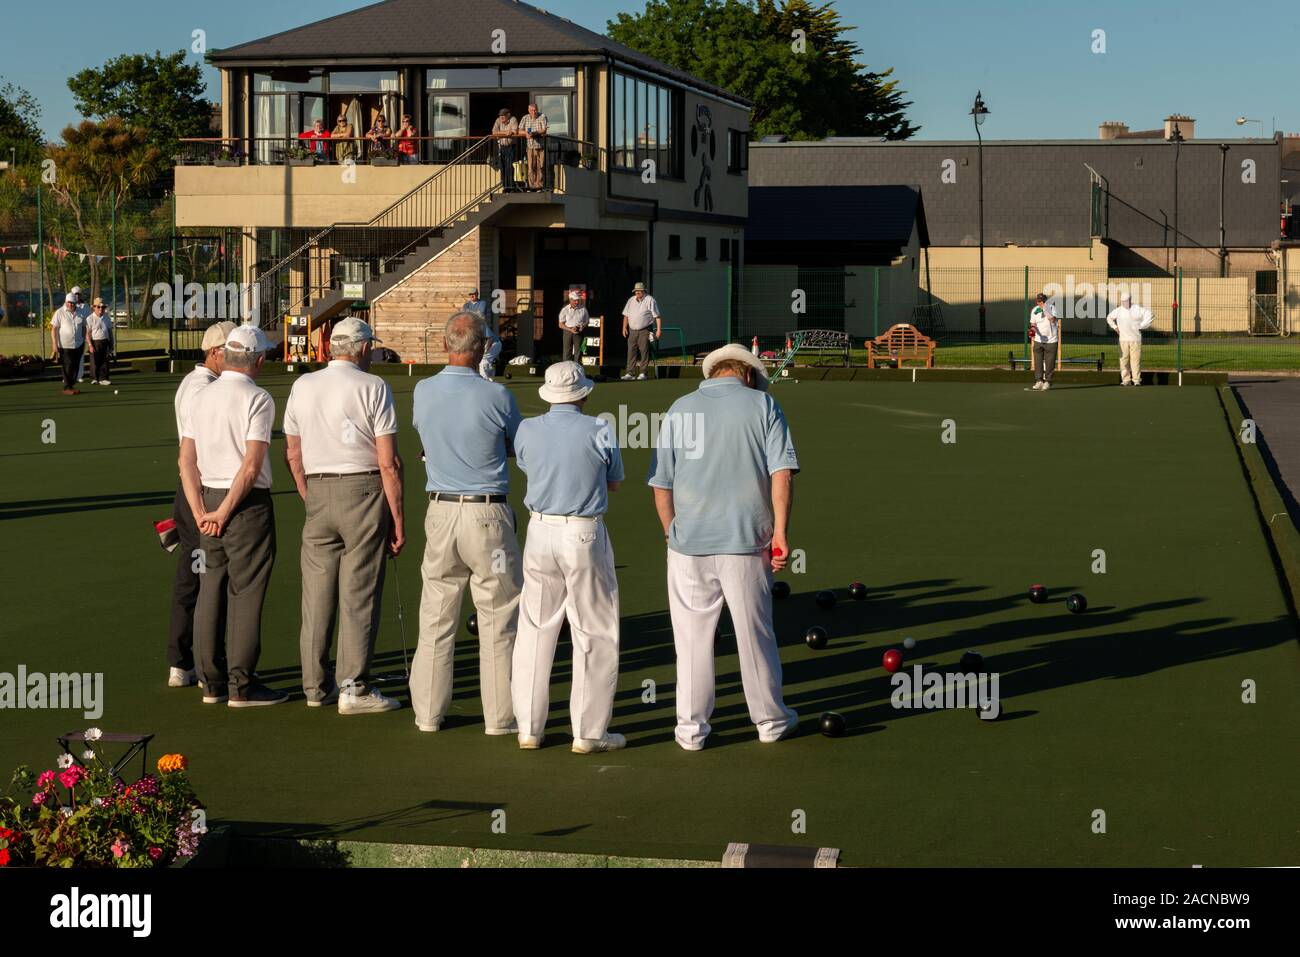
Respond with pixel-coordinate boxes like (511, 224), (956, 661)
(562, 329), (585, 365)
(626, 329), (652, 376)
(1033, 341), (1058, 383)
(412, 499), (523, 731)
(195, 487), (276, 698)
(300, 474), (390, 701)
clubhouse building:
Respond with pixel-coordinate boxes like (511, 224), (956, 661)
(178, 0), (751, 362)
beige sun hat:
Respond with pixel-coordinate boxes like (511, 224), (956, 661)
(702, 343), (770, 391)
(538, 361), (595, 404)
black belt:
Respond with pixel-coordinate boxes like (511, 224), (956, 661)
(307, 471), (381, 480)
(429, 493), (507, 504)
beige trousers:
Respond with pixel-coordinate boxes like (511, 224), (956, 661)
(412, 500), (522, 730)
(1120, 340), (1142, 384)
(299, 474), (390, 701)
(512, 515), (620, 741)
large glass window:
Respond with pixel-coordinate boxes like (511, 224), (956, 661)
(535, 93), (572, 137)
(328, 71), (399, 93)
(502, 67), (576, 89)
(611, 70), (681, 177)
(427, 67), (500, 89)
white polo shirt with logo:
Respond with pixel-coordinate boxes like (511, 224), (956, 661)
(283, 360), (398, 475)
(184, 370), (275, 490)
(1030, 304), (1060, 345)
(51, 307), (86, 349)
(174, 364), (218, 442)
(623, 295), (660, 331)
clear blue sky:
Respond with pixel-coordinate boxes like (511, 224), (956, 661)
(4, 0), (1296, 142)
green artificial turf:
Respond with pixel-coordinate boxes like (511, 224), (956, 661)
(1, 372), (1297, 866)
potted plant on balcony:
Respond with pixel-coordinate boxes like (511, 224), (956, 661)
(213, 146), (244, 168)
(369, 142), (400, 167)
(287, 145), (317, 168)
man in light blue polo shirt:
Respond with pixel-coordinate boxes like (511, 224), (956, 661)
(511, 362), (625, 754)
(648, 343), (799, 751)
(410, 312), (524, 735)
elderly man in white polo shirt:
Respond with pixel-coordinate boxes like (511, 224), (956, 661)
(558, 290), (589, 365)
(180, 324), (287, 709)
(621, 282), (662, 381)
(49, 293), (86, 395)
(1106, 293), (1156, 387)
(86, 297), (114, 385)
(284, 318), (405, 715)
(648, 343), (800, 750)
(512, 362), (625, 753)
(167, 321), (236, 689)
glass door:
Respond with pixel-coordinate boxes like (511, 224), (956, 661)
(429, 93), (469, 164)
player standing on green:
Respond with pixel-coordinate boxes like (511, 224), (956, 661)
(1029, 293), (1060, 391)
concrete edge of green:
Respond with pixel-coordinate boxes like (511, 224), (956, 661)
(1219, 386), (1300, 625)
(187, 827), (718, 869)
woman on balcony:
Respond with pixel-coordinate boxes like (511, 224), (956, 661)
(366, 113), (392, 162)
(396, 114), (419, 165)
(333, 111), (355, 165)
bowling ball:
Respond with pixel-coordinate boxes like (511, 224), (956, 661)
(804, 626), (829, 650)
(816, 590), (837, 610)
(959, 650), (985, 673)
(882, 649), (903, 673)
(1029, 584), (1049, 604)
(848, 582), (868, 601)
(467, 612), (479, 636)
(772, 581), (791, 600)
(1067, 593), (1088, 614)
(819, 712), (845, 737)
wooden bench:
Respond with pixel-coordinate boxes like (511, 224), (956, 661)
(867, 324), (936, 369)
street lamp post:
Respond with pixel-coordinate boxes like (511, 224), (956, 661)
(971, 92), (990, 341)
(1170, 126), (1184, 269)
(1235, 117), (1264, 137)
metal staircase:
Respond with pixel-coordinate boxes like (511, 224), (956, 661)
(251, 136), (506, 327)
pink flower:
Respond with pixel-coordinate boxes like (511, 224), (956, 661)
(148, 847), (162, 861)
(111, 838), (129, 858)
(57, 766), (85, 789)
(35, 771), (55, 789)
(31, 792), (46, 806)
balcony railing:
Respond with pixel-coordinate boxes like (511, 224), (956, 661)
(176, 135), (605, 172)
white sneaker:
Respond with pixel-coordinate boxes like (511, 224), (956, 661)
(1132, 381), (1141, 387)
(339, 688), (402, 715)
(168, 667), (196, 688)
(1041, 381), (1052, 391)
(417, 719), (443, 733)
(518, 733), (545, 750)
(1032, 381), (1044, 391)
(485, 723), (519, 736)
(572, 732), (627, 754)
(100, 379), (111, 386)
(636, 373), (647, 381)
(620, 374), (633, 381)
(307, 687), (340, 708)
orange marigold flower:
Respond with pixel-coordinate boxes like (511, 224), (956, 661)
(157, 754), (189, 774)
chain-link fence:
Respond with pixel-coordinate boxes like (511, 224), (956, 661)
(737, 262), (1300, 373)
(0, 185), (241, 359)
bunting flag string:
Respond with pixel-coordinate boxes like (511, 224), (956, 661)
(0, 241), (216, 260)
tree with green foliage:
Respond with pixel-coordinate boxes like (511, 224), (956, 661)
(67, 51), (212, 162)
(0, 79), (44, 167)
(608, 0), (918, 140)
(45, 118), (163, 300)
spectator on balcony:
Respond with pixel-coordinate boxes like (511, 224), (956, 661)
(519, 102), (549, 190)
(492, 107), (520, 192)
(333, 112), (355, 165)
(299, 118), (332, 159)
(366, 113), (392, 161)
(397, 114), (419, 165)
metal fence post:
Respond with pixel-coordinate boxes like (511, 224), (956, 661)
(1177, 266), (1183, 383)
(1023, 265), (1030, 363)
(872, 266), (880, 338)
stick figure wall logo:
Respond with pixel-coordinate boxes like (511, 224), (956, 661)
(691, 104), (716, 211)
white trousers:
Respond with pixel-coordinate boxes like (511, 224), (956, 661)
(412, 500), (522, 731)
(666, 550), (797, 749)
(512, 514), (620, 740)
(480, 338), (502, 380)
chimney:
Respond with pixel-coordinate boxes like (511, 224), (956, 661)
(1164, 114), (1195, 140)
(1099, 121), (1129, 141)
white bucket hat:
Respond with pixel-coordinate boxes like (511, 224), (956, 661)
(702, 343), (770, 391)
(538, 361), (595, 404)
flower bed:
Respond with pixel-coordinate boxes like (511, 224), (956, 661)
(0, 355), (46, 379)
(0, 729), (207, 868)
